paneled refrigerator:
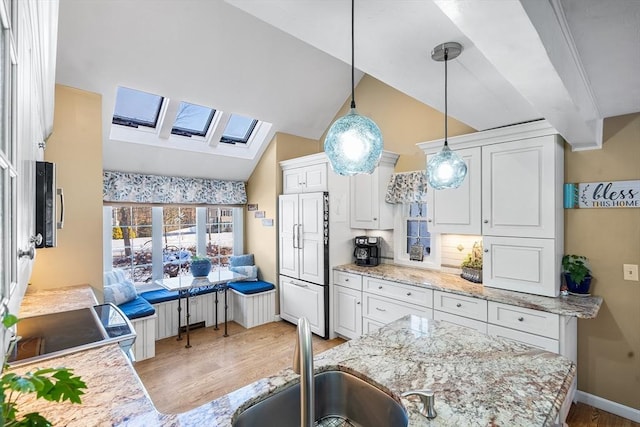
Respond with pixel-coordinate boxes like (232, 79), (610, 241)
(278, 191), (329, 337)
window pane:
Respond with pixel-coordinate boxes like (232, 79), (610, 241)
(113, 86), (163, 128)
(111, 206), (154, 283)
(206, 207), (234, 270)
(162, 207), (196, 277)
(221, 114), (257, 144)
(0, 27), (6, 154)
(171, 102), (215, 137)
(407, 220), (419, 237)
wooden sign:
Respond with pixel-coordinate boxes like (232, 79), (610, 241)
(564, 180), (640, 208)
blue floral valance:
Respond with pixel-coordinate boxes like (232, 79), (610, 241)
(385, 171), (428, 204)
(103, 171), (247, 205)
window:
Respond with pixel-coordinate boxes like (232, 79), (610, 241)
(171, 102), (215, 137)
(106, 205), (241, 288)
(393, 202), (440, 269)
(220, 114), (257, 144)
(112, 86), (164, 129)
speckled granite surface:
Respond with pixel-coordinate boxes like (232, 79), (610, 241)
(18, 284), (98, 317)
(12, 285), (576, 426)
(335, 263), (603, 318)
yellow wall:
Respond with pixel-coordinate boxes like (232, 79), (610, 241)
(30, 85), (104, 297)
(321, 75), (475, 172)
(565, 113), (640, 409)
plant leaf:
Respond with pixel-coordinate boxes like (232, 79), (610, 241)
(2, 313), (19, 329)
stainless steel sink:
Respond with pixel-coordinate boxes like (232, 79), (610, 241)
(232, 370), (408, 427)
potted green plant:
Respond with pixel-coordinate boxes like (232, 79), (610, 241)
(2, 312), (87, 426)
(460, 241), (483, 283)
(562, 254), (592, 295)
(190, 255), (212, 277)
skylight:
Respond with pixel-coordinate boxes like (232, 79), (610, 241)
(221, 114), (258, 144)
(171, 102), (216, 137)
(112, 87), (163, 128)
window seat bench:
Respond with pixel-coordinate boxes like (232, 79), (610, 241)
(228, 281), (276, 329)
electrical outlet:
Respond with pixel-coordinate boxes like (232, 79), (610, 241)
(623, 264), (639, 281)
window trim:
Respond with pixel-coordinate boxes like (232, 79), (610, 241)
(393, 204), (441, 270)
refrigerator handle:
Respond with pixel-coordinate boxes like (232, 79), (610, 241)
(293, 224), (298, 248)
(297, 224), (303, 248)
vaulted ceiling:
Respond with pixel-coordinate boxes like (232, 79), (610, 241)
(55, 0), (640, 181)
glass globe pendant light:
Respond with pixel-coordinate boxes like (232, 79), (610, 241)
(426, 42), (467, 190)
(324, 0), (383, 176)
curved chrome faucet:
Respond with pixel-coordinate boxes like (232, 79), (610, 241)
(293, 317), (314, 427)
(402, 389), (437, 419)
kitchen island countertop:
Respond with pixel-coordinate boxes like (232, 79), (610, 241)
(11, 286), (575, 426)
(335, 263), (603, 318)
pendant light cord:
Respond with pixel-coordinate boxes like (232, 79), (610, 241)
(444, 47), (449, 147)
(350, 0), (356, 109)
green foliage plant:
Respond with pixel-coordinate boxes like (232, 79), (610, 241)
(1, 313), (87, 427)
(461, 241), (483, 270)
(562, 254), (591, 284)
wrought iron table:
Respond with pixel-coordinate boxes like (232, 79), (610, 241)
(157, 270), (246, 348)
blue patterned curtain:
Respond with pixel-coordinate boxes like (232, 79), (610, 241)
(103, 171), (247, 205)
(385, 171), (428, 204)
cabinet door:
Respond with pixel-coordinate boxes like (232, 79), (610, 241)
(350, 172), (379, 229)
(434, 310), (488, 334)
(427, 147), (481, 234)
(483, 236), (559, 297)
(298, 193), (325, 285)
(278, 195), (299, 278)
(283, 169), (302, 194)
(302, 163), (327, 193)
(482, 136), (558, 238)
(334, 286), (362, 339)
(279, 276), (325, 337)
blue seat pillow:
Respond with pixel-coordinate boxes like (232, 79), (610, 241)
(118, 296), (156, 320)
(229, 254), (254, 267)
(228, 280), (275, 295)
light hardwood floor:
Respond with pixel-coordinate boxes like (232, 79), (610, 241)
(134, 321), (638, 426)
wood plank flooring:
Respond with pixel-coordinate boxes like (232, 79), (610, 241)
(134, 321), (638, 426)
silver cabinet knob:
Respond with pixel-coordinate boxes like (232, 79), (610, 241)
(378, 286), (383, 290)
(518, 317), (524, 322)
(406, 292), (412, 296)
(18, 246), (35, 259)
(345, 278), (349, 282)
(356, 301), (361, 305)
(483, 219), (489, 224)
(484, 249), (489, 253)
(456, 303), (462, 308)
(428, 219), (433, 223)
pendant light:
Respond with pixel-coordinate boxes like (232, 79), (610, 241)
(324, 0), (383, 176)
(426, 42), (467, 190)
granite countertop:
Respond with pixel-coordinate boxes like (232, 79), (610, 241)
(12, 286), (575, 426)
(335, 263), (603, 318)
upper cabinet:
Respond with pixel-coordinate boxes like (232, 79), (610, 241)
(282, 161), (327, 194)
(418, 121), (565, 297)
(350, 151), (399, 230)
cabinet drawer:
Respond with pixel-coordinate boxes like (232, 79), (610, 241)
(363, 317), (385, 335)
(433, 291), (487, 321)
(488, 302), (559, 339)
(434, 310), (487, 334)
(363, 277), (433, 307)
(487, 324), (559, 353)
(334, 271), (362, 291)
(363, 293), (432, 325)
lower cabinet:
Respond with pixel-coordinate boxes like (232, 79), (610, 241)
(334, 285), (362, 339)
(280, 275), (325, 337)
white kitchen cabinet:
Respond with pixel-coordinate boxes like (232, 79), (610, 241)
(279, 192), (325, 285)
(334, 271), (363, 339)
(483, 236), (559, 297)
(433, 290), (488, 333)
(362, 276), (433, 327)
(481, 135), (562, 239)
(426, 146), (482, 235)
(279, 275), (326, 337)
(334, 285), (362, 339)
(350, 151), (399, 230)
(282, 163), (327, 194)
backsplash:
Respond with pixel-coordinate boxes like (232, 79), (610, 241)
(441, 234), (483, 268)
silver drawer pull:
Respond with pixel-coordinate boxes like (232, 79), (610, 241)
(456, 303), (462, 308)
(345, 278), (349, 281)
(292, 282), (308, 288)
(406, 292), (412, 296)
(376, 307), (386, 312)
(356, 301), (361, 305)
(518, 317), (524, 322)
(378, 286), (383, 290)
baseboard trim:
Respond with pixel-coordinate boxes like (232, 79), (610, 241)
(576, 390), (640, 423)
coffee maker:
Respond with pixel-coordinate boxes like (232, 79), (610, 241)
(354, 236), (381, 267)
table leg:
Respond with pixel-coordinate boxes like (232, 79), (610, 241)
(177, 289), (183, 341)
(214, 287), (219, 331)
(185, 290), (191, 348)
(224, 286), (229, 337)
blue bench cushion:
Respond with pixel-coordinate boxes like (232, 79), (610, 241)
(119, 296), (156, 320)
(228, 280), (275, 295)
(141, 289), (180, 304)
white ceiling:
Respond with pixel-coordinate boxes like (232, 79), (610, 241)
(55, 0), (640, 181)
